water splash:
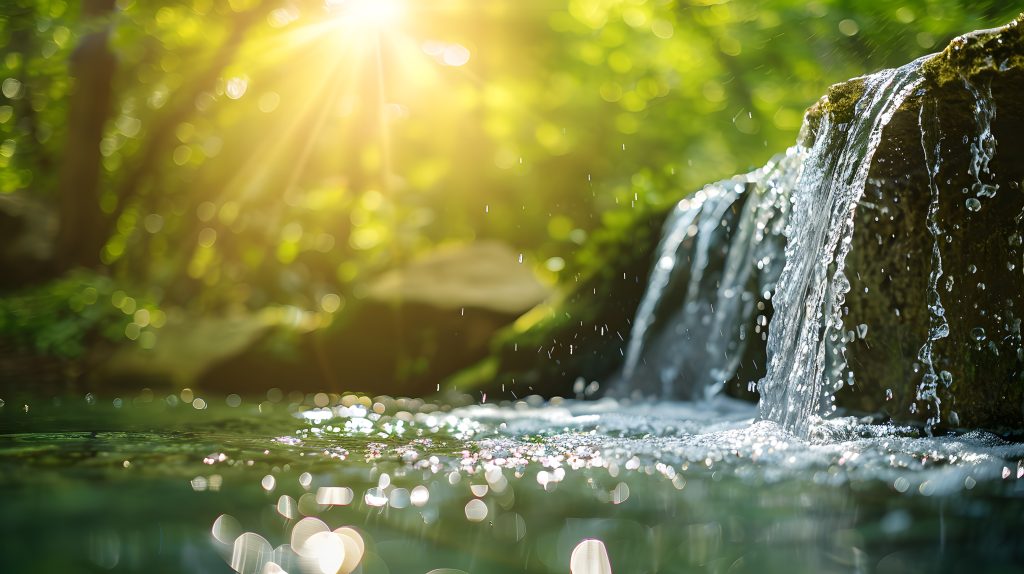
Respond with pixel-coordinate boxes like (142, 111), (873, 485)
(755, 58), (928, 436)
(620, 58), (929, 434)
(964, 76), (998, 202)
(619, 150), (799, 399)
(914, 95), (948, 434)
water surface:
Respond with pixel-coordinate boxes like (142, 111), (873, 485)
(2, 392), (1023, 573)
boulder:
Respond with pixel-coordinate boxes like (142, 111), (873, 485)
(194, 241), (551, 396)
(466, 17), (1024, 431)
(834, 20), (1024, 431)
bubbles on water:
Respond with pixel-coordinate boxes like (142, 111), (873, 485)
(570, 539), (613, 574)
(212, 514), (241, 546)
(230, 532), (272, 574)
(261, 475), (276, 492)
(611, 481), (630, 504)
(291, 517), (330, 556)
(464, 499), (488, 522)
(305, 531), (346, 574)
(893, 477), (910, 493)
(364, 487), (388, 507)
(316, 487), (354, 506)
(276, 495), (297, 519)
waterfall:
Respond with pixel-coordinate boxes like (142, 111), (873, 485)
(757, 58), (928, 436)
(620, 57), (930, 435)
(914, 94), (948, 434)
(618, 150), (800, 400)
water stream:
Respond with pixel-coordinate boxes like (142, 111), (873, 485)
(619, 56), (1000, 437)
(619, 150), (799, 401)
(2, 393), (1024, 573)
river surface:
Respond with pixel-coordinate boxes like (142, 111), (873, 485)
(1, 391), (1023, 573)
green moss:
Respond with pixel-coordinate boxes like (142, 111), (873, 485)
(801, 77), (867, 145)
(823, 77), (868, 124)
(922, 14), (1024, 86)
(804, 14), (1024, 137)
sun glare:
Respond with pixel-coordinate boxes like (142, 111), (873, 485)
(327, 0), (406, 29)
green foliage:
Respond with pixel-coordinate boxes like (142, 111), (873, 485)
(0, 271), (163, 358)
(1, 0), (1021, 333)
(0, 0), (77, 196)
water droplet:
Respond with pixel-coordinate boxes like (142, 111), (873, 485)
(261, 475), (276, 492)
(85, 393), (96, 405)
(965, 198), (981, 211)
(570, 539), (613, 574)
(410, 485), (430, 506)
(464, 499), (488, 522)
(967, 264), (978, 274)
(231, 532), (272, 574)
(939, 371), (953, 387)
(893, 477), (910, 493)
(885, 388), (893, 400)
(971, 327), (986, 342)
(833, 274), (851, 294)
(316, 486), (353, 506)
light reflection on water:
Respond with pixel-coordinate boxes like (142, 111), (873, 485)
(1, 393), (1023, 573)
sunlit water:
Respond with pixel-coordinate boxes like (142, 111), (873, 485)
(2, 392), (1023, 573)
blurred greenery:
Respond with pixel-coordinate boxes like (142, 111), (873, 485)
(0, 270), (161, 358)
(0, 0), (1019, 365)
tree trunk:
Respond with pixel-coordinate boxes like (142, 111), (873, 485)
(54, 0), (116, 272)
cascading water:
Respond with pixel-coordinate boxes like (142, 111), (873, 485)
(619, 52), (1018, 436)
(915, 94), (949, 434)
(620, 58), (929, 435)
(619, 151), (799, 400)
(756, 58), (929, 436)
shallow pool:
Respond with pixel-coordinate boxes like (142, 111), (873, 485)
(1, 391), (1022, 573)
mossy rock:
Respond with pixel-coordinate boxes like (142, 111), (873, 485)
(455, 17), (1024, 431)
(805, 17), (1024, 430)
(839, 77), (1024, 431)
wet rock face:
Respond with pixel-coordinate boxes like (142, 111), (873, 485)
(478, 17), (1024, 431)
(840, 66), (1024, 431)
